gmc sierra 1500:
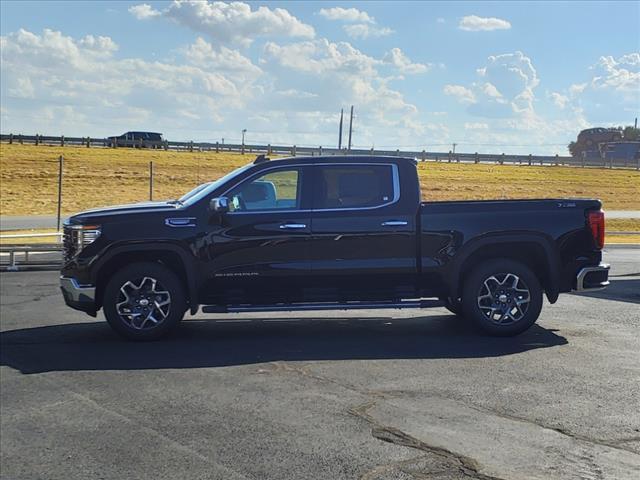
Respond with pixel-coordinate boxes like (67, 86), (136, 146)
(60, 155), (609, 340)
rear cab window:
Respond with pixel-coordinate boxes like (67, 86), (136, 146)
(313, 164), (396, 210)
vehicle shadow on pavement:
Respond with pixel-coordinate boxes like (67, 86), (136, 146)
(572, 277), (640, 304)
(0, 315), (567, 374)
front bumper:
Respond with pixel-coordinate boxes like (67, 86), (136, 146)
(60, 276), (97, 315)
(575, 263), (610, 292)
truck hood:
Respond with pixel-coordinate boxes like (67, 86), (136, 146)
(68, 201), (178, 224)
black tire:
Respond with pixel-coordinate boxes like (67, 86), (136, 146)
(103, 262), (186, 340)
(461, 259), (543, 336)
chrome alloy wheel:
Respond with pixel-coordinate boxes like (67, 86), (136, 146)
(477, 273), (531, 325)
(115, 276), (171, 330)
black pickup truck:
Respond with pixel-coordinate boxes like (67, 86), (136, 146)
(60, 155), (609, 340)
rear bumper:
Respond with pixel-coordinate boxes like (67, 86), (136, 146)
(575, 263), (610, 292)
(60, 276), (97, 315)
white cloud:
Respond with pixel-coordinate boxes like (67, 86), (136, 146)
(183, 37), (262, 79)
(262, 39), (380, 75)
(343, 23), (394, 39)
(548, 92), (569, 109)
(260, 38), (426, 146)
(436, 18), (445, 24)
(7, 76), (35, 99)
(568, 83), (587, 98)
(459, 15), (511, 32)
(383, 48), (429, 74)
(474, 51), (539, 115)
(318, 7), (373, 23)
(316, 6), (392, 40)
(443, 84), (476, 104)
(0, 29), (263, 135)
(562, 52), (640, 122)
(464, 122), (489, 130)
(129, 1), (315, 46)
(128, 3), (161, 19)
(79, 35), (119, 54)
(275, 89), (318, 99)
(590, 53), (640, 95)
(446, 50), (638, 155)
(482, 82), (503, 99)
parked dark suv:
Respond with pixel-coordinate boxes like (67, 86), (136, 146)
(576, 128), (622, 148)
(106, 131), (164, 148)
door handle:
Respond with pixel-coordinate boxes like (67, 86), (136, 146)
(279, 223), (307, 229)
(381, 220), (408, 227)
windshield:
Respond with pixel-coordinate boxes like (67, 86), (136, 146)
(178, 182), (213, 203)
(180, 163), (254, 207)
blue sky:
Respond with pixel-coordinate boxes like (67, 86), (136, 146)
(1, 1), (639, 154)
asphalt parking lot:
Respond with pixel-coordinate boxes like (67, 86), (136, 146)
(1, 248), (639, 480)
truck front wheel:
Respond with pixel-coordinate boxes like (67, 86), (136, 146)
(103, 262), (186, 340)
(461, 259), (543, 336)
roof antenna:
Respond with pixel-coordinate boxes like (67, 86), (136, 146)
(254, 154), (270, 164)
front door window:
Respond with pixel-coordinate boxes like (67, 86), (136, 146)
(227, 169), (301, 212)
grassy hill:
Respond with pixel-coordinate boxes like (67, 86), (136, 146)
(1, 143), (639, 216)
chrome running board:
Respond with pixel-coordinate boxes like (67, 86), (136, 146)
(202, 299), (444, 314)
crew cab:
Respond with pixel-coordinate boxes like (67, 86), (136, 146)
(60, 155), (609, 340)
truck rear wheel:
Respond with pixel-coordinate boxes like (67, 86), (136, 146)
(461, 259), (542, 336)
(103, 262), (186, 340)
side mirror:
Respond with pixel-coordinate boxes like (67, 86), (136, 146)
(209, 196), (230, 213)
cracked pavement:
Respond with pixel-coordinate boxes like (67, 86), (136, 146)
(1, 247), (639, 479)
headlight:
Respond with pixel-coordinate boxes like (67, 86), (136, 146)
(69, 224), (101, 250)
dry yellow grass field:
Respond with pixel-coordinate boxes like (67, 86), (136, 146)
(1, 143), (639, 217)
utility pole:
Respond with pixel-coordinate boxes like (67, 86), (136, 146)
(348, 105), (354, 150)
(241, 129), (247, 146)
(452, 143), (457, 154)
(338, 108), (343, 149)
(635, 117), (637, 129)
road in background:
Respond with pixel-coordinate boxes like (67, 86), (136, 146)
(607, 211), (640, 219)
(1, 248), (638, 479)
(0, 215), (61, 231)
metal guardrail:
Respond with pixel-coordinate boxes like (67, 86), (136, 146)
(2, 133), (639, 169)
(0, 232), (62, 239)
(0, 244), (62, 271)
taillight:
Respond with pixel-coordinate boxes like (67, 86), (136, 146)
(588, 210), (605, 250)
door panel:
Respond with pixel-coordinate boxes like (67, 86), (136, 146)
(308, 164), (417, 301)
(201, 166), (311, 304)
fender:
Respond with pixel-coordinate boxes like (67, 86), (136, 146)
(90, 240), (200, 314)
(447, 232), (561, 303)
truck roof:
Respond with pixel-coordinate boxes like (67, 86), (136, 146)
(253, 154), (417, 165)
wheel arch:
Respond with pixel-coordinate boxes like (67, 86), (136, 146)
(449, 234), (560, 304)
(92, 243), (199, 314)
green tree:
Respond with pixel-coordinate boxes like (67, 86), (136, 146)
(623, 126), (639, 141)
(568, 141), (582, 157)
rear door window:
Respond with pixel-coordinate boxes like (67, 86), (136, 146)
(313, 165), (395, 209)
